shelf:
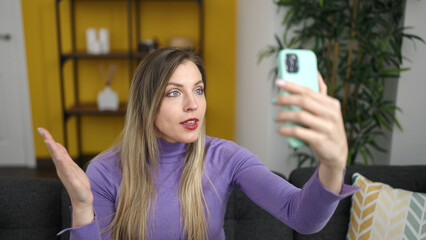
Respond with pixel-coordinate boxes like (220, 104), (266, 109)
(60, 51), (149, 65)
(57, 0), (202, 3)
(56, 0), (203, 158)
(65, 103), (127, 116)
(62, 51), (149, 59)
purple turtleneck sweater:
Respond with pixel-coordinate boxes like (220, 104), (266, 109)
(60, 136), (358, 239)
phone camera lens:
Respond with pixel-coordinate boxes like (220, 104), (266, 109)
(285, 54), (298, 73)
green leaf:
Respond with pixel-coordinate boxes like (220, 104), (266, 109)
(369, 139), (387, 153)
(388, 111), (403, 131)
(276, 0), (295, 7)
(287, 36), (300, 48)
(290, 150), (316, 168)
(381, 67), (410, 75)
(402, 33), (426, 44)
(364, 147), (375, 165)
(258, 46), (277, 64)
(347, 148), (353, 165)
(375, 114), (392, 131)
(283, 7), (295, 25)
(274, 34), (284, 50)
(359, 148), (368, 165)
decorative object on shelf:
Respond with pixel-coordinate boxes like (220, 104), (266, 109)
(86, 28), (110, 55)
(98, 28), (110, 54)
(168, 36), (194, 50)
(97, 63), (118, 111)
(138, 38), (158, 53)
(86, 28), (100, 54)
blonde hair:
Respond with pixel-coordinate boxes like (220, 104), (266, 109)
(108, 48), (209, 240)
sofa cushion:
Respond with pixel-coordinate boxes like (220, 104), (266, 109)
(347, 172), (426, 240)
(59, 171), (294, 240)
(57, 171), (295, 240)
(224, 189), (294, 240)
(0, 177), (64, 240)
(61, 187), (72, 240)
(224, 171), (294, 240)
(289, 165), (426, 240)
(61, 174), (294, 240)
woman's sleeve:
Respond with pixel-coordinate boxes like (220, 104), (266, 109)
(231, 151), (359, 234)
(57, 161), (116, 240)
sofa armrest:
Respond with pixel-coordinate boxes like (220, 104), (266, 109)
(0, 177), (64, 240)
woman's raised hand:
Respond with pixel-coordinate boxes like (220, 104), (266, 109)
(274, 73), (347, 193)
(37, 128), (94, 227)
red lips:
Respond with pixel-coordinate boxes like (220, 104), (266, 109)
(180, 118), (199, 130)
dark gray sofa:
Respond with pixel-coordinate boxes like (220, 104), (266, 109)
(1, 165), (425, 240)
(288, 165), (426, 240)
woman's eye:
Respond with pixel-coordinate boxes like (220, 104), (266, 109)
(195, 88), (204, 95)
(167, 90), (181, 97)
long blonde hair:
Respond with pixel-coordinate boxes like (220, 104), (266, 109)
(109, 48), (209, 240)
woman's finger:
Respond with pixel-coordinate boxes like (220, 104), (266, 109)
(278, 124), (324, 146)
(317, 72), (327, 96)
(38, 127), (57, 144)
(54, 142), (81, 169)
(276, 79), (334, 107)
(39, 131), (64, 164)
(57, 142), (69, 156)
(38, 128), (71, 163)
(37, 128), (79, 180)
(51, 143), (82, 181)
(275, 94), (340, 122)
(275, 110), (332, 133)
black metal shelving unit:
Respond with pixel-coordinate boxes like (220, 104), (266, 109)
(55, 0), (204, 166)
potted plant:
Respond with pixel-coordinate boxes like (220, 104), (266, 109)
(259, 0), (424, 166)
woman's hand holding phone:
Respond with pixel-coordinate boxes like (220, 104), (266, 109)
(37, 128), (94, 227)
(273, 74), (347, 194)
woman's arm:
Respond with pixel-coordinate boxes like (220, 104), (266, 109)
(38, 128), (95, 226)
(232, 157), (357, 234)
(231, 73), (357, 233)
(38, 128), (104, 239)
(57, 161), (117, 240)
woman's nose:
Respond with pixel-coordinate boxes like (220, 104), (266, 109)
(184, 94), (198, 112)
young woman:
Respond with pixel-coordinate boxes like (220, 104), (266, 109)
(38, 47), (357, 240)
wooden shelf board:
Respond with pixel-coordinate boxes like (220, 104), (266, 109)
(65, 103), (127, 115)
(62, 51), (148, 59)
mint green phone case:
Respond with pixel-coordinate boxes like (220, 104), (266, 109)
(277, 49), (319, 149)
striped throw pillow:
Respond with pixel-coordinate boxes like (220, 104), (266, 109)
(347, 172), (426, 240)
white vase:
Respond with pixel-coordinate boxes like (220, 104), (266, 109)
(97, 86), (118, 111)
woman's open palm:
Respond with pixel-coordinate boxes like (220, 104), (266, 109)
(37, 128), (93, 212)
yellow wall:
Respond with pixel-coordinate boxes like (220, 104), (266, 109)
(22, 0), (236, 158)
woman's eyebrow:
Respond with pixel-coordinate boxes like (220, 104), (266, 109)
(167, 80), (203, 87)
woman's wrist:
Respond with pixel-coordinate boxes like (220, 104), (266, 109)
(318, 163), (345, 194)
(72, 205), (95, 228)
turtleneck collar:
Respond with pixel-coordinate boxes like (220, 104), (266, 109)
(157, 138), (187, 161)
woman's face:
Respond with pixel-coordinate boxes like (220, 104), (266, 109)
(155, 60), (206, 143)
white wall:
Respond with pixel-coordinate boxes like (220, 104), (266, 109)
(236, 0), (296, 177)
(236, 1), (426, 175)
(390, 1), (426, 165)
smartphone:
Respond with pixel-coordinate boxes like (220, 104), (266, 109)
(277, 49), (319, 149)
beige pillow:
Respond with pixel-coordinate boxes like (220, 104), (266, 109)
(346, 173), (426, 240)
